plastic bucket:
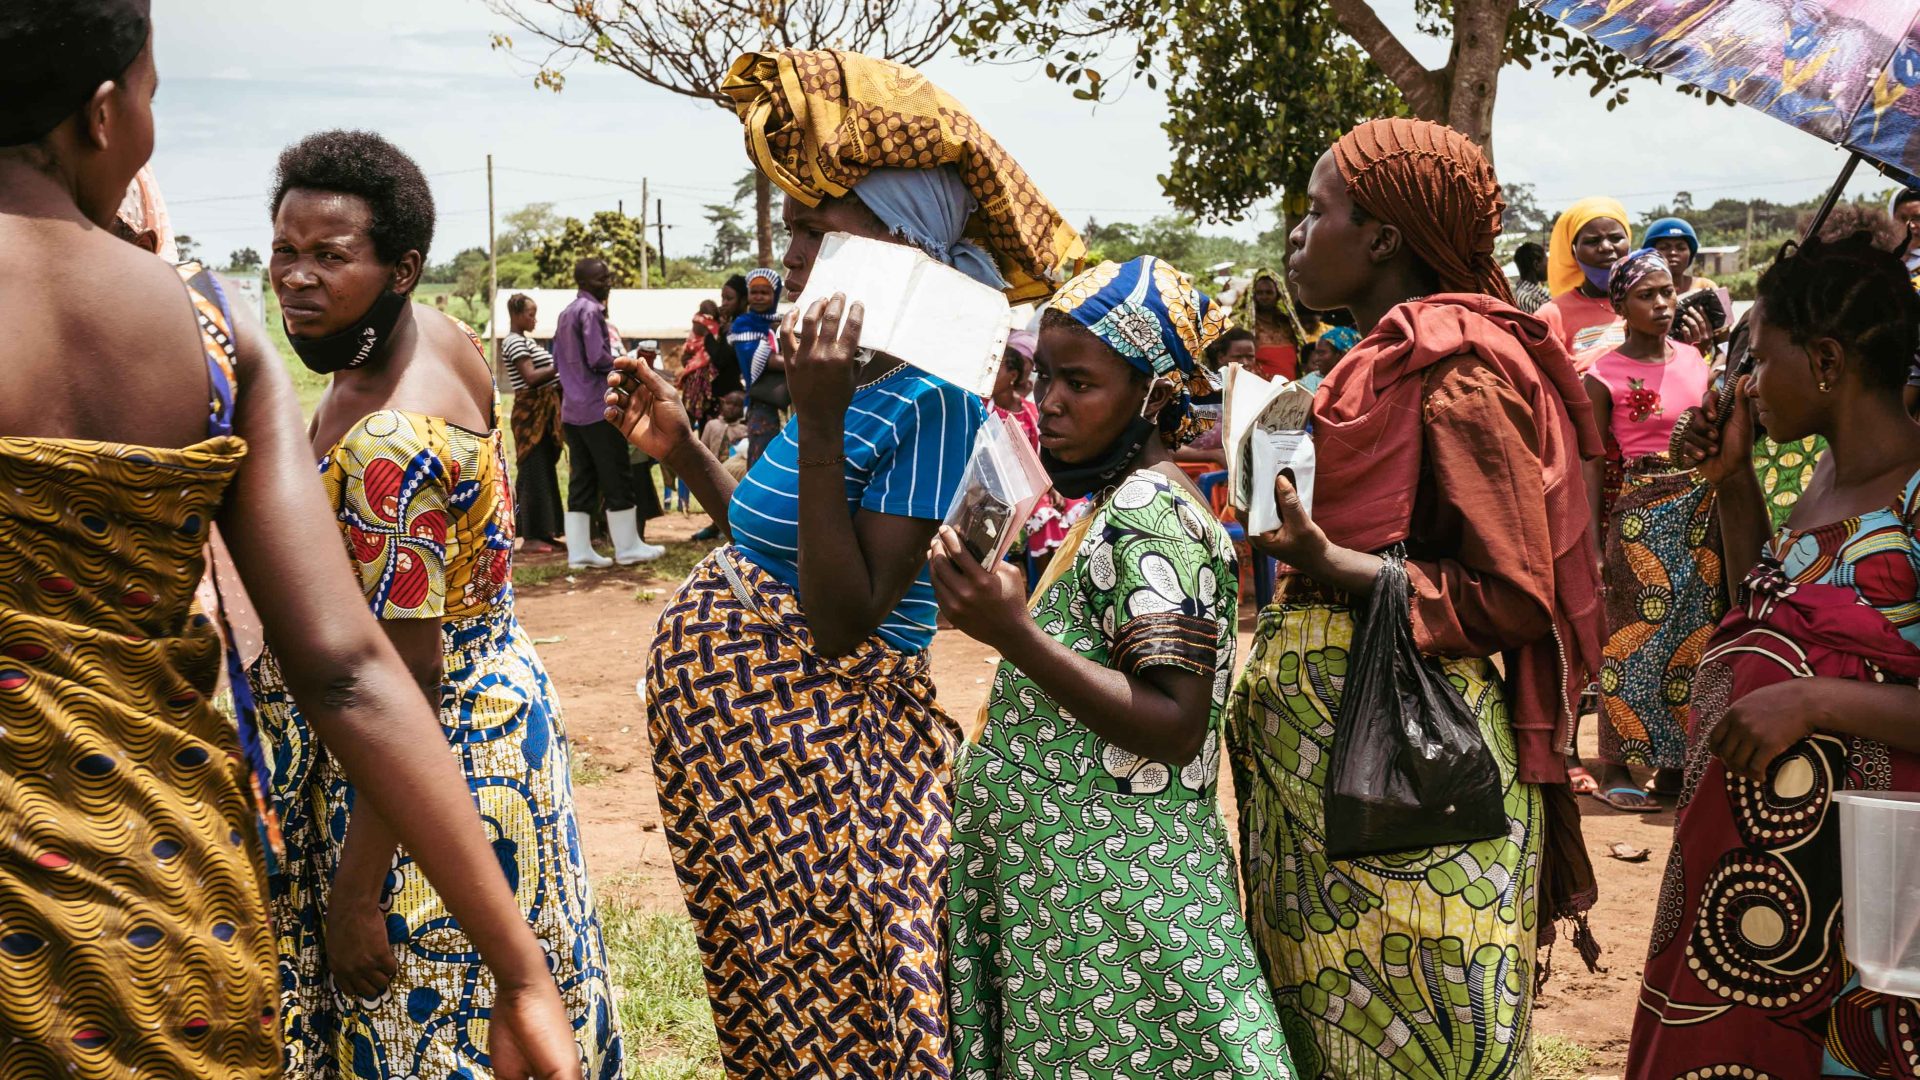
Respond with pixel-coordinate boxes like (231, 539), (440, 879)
(1836, 790), (1920, 997)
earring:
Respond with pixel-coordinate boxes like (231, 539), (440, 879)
(1818, 377), (1831, 393)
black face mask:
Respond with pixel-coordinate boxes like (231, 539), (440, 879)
(1041, 413), (1159, 500)
(287, 289), (409, 375)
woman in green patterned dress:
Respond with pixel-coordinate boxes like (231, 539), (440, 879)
(1227, 119), (1606, 1079)
(932, 256), (1295, 1078)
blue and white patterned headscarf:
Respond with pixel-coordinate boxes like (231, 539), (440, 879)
(1046, 256), (1229, 444)
(1319, 325), (1361, 353)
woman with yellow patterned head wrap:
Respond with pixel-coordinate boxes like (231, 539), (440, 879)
(930, 255), (1297, 1076)
(629, 46), (1086, 1080)
(1539, 196), (1633, 366)
(723, 48), (1086, 302)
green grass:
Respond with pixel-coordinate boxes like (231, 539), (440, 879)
(1532, 1034), (1598, 1079)
(513, 559), (577, 589)
(601, 903), (722, 1080)
(596, 890), (1603, 1080)
(571, 753), (610, 788)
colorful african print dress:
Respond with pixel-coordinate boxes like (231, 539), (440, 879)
(1227, 598), (1542, 1079)
(950, 471), (1296, 1077)
(0, 264), (280, 1078)
(1629, 468), (1920, 1080)
(254, 406), (622, 1079)
(1591, 344), (1726, 772)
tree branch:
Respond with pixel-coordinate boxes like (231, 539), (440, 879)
(1325, 0), (1445, 119)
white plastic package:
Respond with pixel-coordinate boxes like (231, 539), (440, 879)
(942, 410), (1051, 567)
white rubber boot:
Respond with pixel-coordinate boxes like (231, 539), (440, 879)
(608, 507), (664, 564)
(565, 511), (612, 568)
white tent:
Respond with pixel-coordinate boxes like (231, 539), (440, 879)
(492, 287), (716, 343)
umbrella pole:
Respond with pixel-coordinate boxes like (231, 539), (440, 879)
(1802, 151), (1865, 241)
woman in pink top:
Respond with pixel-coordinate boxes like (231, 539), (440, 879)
(1539, 197), (1633, 370)
(1581, 249), (1723, 811)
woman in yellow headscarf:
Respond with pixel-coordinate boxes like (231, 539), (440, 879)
(614, 47), (1086, 1079)
(1538, 196), (1631, 368)
(1230, 267), (1311, 379)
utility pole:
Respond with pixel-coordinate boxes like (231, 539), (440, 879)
(487, 153), (498, 376)
(656, 197), (666, 283)
(638, 179), (650, 289)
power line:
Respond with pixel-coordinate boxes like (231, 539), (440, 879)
(495, 166), (731, 197)
(167, 166), (488, 206)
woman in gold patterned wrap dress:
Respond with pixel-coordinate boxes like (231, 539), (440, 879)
(0, 4), (585, 1078)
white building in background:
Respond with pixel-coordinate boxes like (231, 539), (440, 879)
(491, 287), (717, 360)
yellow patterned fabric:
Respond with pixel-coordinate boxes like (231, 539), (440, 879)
(320, 411), (513, 620)
(723, 48), (1086, 303)
(0, 435), (278, 1078)
(1227, 604), (1542, 1079)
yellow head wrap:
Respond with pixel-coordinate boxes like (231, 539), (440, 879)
(723, 49), (1086, 304)
(1548, 196), (1631, 298)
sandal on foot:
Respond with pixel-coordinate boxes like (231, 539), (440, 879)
(1601, 786), (1660, 813)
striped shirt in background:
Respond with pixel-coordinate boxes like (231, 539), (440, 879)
(728, 364), (986, 653)
(501, 332), (556, 393)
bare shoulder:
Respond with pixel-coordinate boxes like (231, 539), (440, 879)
(406, 303), (497, 425)
(0, 223), (208, 442)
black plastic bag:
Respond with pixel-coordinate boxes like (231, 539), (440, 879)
(1324, 553), (1507, 860)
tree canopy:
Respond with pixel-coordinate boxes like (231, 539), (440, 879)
(487, 0), (959, 266)
(960, 0), (1723, 220)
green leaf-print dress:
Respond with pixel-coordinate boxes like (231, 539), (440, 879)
(949, 470), (1296, 1078)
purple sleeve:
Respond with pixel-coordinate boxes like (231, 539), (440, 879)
(582, 303), (613, 374)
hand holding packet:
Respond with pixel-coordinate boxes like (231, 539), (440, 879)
(791, 233), (1013, 396)
(1221, 365), (1318, 534)
(942, 410), (1052, 567)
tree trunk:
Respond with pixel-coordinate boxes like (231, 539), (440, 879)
(1325, 0), (1445, 121)
(755, 172), (773, 268)
(1324, 0), (1515, 165)
(1444, 0), (1514, 160)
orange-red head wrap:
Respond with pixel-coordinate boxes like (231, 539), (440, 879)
(1332, 118), (1514, 305)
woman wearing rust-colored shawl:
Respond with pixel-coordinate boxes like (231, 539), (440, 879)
(1225, 118), (1605, 1079)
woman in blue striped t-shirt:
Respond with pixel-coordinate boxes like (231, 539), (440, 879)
(599, 49), (1085, 1079)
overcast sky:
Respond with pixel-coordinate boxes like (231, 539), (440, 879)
(150, 0), (1899, 267)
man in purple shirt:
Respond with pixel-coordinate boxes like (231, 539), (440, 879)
(552, 257), (661, 565)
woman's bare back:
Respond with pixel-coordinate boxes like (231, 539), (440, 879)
(0, 212), (217, 448)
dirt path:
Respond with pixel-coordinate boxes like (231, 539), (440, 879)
(519, 515), (1667, 1076)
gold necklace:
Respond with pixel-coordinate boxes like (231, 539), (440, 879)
(854, 349), (904, 390)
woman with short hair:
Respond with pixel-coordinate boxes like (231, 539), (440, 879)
(253, 129), (620, 1078)
(1632, 232), (1920, 1080)
(503, 292), (565, 553)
